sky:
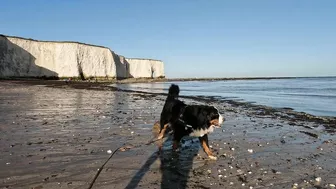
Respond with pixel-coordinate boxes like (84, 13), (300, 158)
(1, 0), (335, 78)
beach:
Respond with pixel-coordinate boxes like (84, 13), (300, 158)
(0, 80), (335, 189)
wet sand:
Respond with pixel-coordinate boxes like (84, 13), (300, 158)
(0, 80), (335, 189)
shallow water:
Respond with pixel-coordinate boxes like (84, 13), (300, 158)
(114, 77), (336, 117)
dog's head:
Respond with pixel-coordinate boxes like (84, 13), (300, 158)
(180, 105), (225, 129)
(206, 106), (225, 127)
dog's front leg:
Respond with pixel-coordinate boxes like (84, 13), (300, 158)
(199, 135), (217, 160)
(172, 131), (182, 151)
(157, 123), (169, 139)
(172, 140), (179, 151)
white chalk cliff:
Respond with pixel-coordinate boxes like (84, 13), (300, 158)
(126, 58), (164, 78)
(0, 35), (165, 79)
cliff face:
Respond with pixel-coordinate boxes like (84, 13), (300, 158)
(126, 58), (165, 78)
(115, 55), (129, 79)
(0, 35), (164, 79)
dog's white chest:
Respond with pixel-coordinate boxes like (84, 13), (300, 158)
(189, 126), (215, 137)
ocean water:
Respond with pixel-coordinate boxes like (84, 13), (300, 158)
(114, 77), (336, 117)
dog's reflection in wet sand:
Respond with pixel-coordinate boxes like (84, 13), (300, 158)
(153, 121), (200, 189)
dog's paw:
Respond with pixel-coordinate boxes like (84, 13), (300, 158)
(173, 148), (180, 152)
(172, 145), (179, 152)
(208, 155), (217, 160)
(157, 134), (164, 140)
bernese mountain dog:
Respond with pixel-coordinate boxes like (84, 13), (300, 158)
(158, 84), (224, 160)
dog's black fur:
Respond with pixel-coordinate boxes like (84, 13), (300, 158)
(158, 84), (224, 160)
(171, 105), (221, 139)
(159, 84), (182, 135)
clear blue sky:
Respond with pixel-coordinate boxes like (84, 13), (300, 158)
(1, 0), (335, 78)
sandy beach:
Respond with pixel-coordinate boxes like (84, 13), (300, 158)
(0, 80), (335, 189)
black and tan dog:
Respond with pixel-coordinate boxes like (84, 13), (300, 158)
(157, 84), (224, 160)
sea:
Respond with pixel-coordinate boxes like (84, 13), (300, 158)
(114, 77), (336, 117)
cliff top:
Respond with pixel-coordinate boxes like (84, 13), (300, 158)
(126, 57), (162, 62)
(1, 34), (112, 51)
(1, 34), (162, 62)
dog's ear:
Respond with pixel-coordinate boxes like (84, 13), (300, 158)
(206, 108), (219, 123)
(199, 113), (211, 127)
(200, 109), (216, 126)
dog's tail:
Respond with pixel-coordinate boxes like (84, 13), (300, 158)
(167, 84), (180, 100)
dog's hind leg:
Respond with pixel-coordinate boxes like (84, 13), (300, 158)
(199, 135), (217, 160)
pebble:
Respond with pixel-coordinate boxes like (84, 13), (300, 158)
(248, 149), (254, 153)
(207, 169), (212, 174)
(329, 184), (335, 188)
(315, 177), (322, 182)
(292, 183), (298, 188)
(107, 150), (112, 154)
(229, 182), (234, 185)
(6, 162), (10, 165)
(218, 174), (223, 178)
(131, 131), (134, 134)
(222, 153), (227, 157)
(242, 183), (245, 186)
(230, 147), (235, 151)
